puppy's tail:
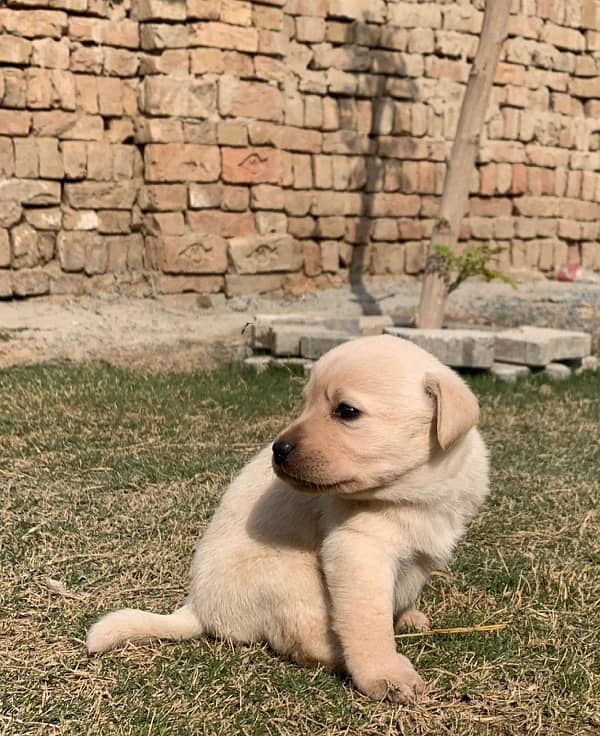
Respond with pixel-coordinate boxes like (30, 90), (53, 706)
(86, 603), (203, 654)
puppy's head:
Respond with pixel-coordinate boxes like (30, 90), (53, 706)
(272, 335), (480, 495)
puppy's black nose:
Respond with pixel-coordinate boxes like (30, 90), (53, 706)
(272, 439), (294, 465)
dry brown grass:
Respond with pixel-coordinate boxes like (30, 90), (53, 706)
(0, 364), (598, 735)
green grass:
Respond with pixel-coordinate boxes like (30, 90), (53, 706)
(0, 364), (598, 735)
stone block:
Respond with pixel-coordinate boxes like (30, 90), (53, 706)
(251, 312), (326, 348)
(299, 332), (352, 360)
(544, 362), (572, 380)
(229, 233), (302, 274)
(384, 327), (495, 369)
(269, 326), (322, 357)
(490, 362), (530, 383)
(494, 326), (591, 367)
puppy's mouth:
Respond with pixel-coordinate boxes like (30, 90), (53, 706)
(273, 463), (348, 493)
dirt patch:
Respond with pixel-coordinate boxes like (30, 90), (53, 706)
(0, 279), (599, 371)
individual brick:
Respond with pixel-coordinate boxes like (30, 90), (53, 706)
(0, 136), (13, 176)
(219, 77), (283, 122)
(11, 222), (40, 269)
(161, 233), (228, 274)
(31, 37), (69, 69)
(0, 109), (31, 136)
(222, 146), (282, 184)
(229, 233), (302, 274)
(12, 269), (49, 297)
(144, 144), (220, 183)
(0, 9), (67, 39)
(38, 137), (63, 178)
(0, 34), (32, 64)
(251, 184), (284, 210)
(14, 138), (38, 177)
(64, 181), (138, 209)
(32, 112), (103, 140)
(69, 18), (140, 49)
(141, 77), (217, 118)
(138, 184), (188, 211)
(188, 209), (255, 238)
(189, 21), (259, 52)
(0, 178), (60, 205)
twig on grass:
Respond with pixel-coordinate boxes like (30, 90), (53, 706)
(395, 622), (508, 639)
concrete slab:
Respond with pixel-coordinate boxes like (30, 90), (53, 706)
(494, 326), (591, 367)
(299, 333), (353, 360)
(490, 362), (531, 383)
(384, 327), (495, 368)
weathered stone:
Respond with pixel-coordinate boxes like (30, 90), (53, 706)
(490, 362), (531, 383)
(573, 355), (599, 374)
(494, 326), (591, 367)
(544, 362), (572, 381)
(384, 327), (496, 369)
(229, 233), (302, 274)
(161, 233), (228, 274)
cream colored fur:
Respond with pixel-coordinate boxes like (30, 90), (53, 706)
(86, 335), (489, 703)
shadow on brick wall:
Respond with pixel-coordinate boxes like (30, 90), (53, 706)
(347, 54), (417, 315)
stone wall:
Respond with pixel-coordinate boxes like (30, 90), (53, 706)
(0, 0), (599, 300)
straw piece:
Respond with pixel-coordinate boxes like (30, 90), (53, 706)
(395, 622), (508, 639)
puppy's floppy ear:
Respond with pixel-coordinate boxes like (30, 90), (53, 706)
(424, 370), (480, 450)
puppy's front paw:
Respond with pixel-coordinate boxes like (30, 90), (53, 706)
(354, 655), (425, 704)
(395, 608), (430, 633)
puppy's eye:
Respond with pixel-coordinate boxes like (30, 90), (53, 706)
(333, 402), (361, 421)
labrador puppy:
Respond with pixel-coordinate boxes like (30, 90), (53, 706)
(86, 335), (489, 703)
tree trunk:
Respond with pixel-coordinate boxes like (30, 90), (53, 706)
(416, 0), (511, 329)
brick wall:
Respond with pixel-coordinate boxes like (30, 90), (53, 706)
(1, 0), (599, 300)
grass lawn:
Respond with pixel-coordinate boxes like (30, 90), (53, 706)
(0, 363), (598, 736)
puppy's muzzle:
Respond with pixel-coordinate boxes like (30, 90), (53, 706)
(272, 439), (294, 466)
